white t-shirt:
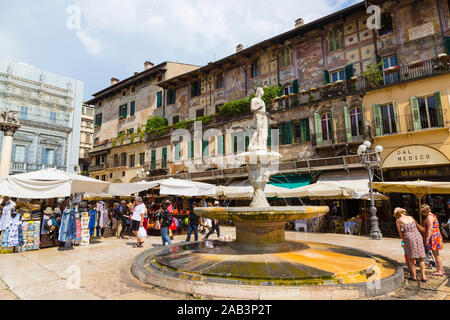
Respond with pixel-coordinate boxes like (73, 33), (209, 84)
(132, 203), (146, 222)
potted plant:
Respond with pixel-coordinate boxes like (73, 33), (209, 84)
(409, 60), (424, 69)
(300, 89), (308, 95)
(362, 62), (383, 88)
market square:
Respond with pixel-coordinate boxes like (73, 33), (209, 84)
(1, 0), (450, 301)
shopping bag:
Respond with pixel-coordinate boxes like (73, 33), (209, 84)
(138, 227), (147, 239)
(168, 228), (173, 238)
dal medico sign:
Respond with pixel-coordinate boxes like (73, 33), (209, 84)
(383, 145), (450, 168)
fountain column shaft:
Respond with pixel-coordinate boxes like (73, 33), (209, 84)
(234, 220), (286, 245)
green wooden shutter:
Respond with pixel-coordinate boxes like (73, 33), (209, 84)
(130, 101), (135, 116)
(189, 141), (194, 159)
(410, 97), (422, 131)
(360, 104), (367, 139)
(286, 122), (293, 144)
(151, 150), (156, 170)
(162, 147), (167, 169)
(303, 119), (310, 142)
(293, 79), (299, 94)
(434, 92), (444, 127)
(445, 37), (450, 55)
(244, 133), (250, 151)
(202, 139), (209, 156)
(157, 91), (162, 108)
(267, 126), (272, 147)
(330, 109), (335, 143)
(344, 106), (352, 142)
(345, 64), (354, 80)
(314, 113), (323, 146)
(392, 100), (399, 132)
(118, 105), (122, 117)
(218, 135), (225, 155)
(373, 104), (383, 136)
(124, 104), (128, 118)
(324, 70), (330, 85)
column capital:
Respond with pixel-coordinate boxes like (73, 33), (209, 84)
(0, 122), (21, 137)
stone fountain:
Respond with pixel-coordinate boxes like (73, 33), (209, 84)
(131, 88), (403, 299)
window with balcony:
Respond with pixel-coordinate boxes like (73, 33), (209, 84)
(150, 150), (156, 170)
(281, 46), (292, 68)
(216, 74), (223, 89)
(127, 128), (134, 135)
(139, 153), (145, 166)
(251, 60), (259, 78)
(129, 154), (135, 168)
(44, 149), (56, 165)
(379, 13), (393, 36)
(114, 154), (119, 167)
(331, 69), (345, 82)
(350, 107), (363, 137)
(328, 29), (342, 52)
(321, 113), (333, 141)
(14, 145), (26, 163)
(162, 147), (167, 169)
(191, 80), (202, 97)
(411, 94), (444, 130)
(382, 55), (398, 84)
(167, 89), (176, 105)
(373, 103), (397, 136)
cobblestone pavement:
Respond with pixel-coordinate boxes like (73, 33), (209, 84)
(0, 227), (448, 300)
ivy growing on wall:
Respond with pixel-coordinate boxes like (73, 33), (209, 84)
(146, 116), (168, 134)
(218, 86), (280, 116)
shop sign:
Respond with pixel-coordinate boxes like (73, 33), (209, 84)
(383, 145), (449, 169)
(386, 166), (450, 181)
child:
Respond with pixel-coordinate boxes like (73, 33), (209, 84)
(402, 240), (416, 277)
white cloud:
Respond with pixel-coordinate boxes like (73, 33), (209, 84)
(76, 29), (102, 56)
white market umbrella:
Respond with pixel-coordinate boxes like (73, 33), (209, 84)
(216, 183), (294, 199)
(0, 168), (109, 198)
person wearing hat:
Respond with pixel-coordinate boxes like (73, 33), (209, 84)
(204, 201), (221, 240)
(131, 196), (147, 248)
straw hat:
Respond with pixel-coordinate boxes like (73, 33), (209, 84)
(43, 207), (54, 215)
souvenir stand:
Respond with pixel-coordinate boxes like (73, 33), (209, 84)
(0, 169), (109, 253)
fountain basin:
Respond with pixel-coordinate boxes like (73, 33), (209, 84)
(195, 206), (328, 247)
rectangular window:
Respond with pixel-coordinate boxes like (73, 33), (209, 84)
(114, 154), (119, 167)
(129, 154), (135, 168)
(331, 69), (345, 82)
(119, 104), (127, 119)
(20, 106), (28, 120)
(50, 112), (57, 121)
(130, 101), (135, 116)
(139, 153), (145, 166)
(383, 55), (398, 85)
(127, 128), (134, 135)
(418, 96), (441, 129)
(279, 122), (293, 145)
(150, 150), (156, 170)
(167, 89), (176, 105)
(328, 29), (342, 52)
(196, 109), (204, 118)
(202, 139), (209, 156)
(162, 148), (167, 169)
(131, 86), (136, 94)
(191, 80), (201, 97)
(95, 113), (102, 127)
(217, 135), (225, 155)
(172, 115), (180, 125)
(251, 60), (259, 78)
(101, 175), (106, 181)
(15, 145), (26, 163)
(45, 149), (56, 165)
(188, 141), (194, 159)
(216, 74), (223, 89)
(215, 104), (223, 114)
(294, 119), (310, 143)
(156, 91), (163, 108)
(120, 153), (127, 167)
(380, 103), (397, 135)
(174, 143), (181, 161)
(379, 13), (393, 36)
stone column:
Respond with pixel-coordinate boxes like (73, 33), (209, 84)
(0, 118), (21, 177)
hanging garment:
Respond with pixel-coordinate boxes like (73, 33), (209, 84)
(88, 209), (97, 237)
(74, 208), (82, 245)
(58, 208), (76, 242)
(0, 201), (15, 231)
(96, 202), (108, 229)
(2, 214), (24, 247)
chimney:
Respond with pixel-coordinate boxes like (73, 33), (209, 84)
(295, 18), (304, 28)
(236, 44), (243, 52)
(110, 77), (119, 86)
(144, 61), (154, 70)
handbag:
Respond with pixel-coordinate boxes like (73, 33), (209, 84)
(154, 220), (161, 230)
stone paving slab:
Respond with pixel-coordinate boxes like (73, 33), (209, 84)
(0, 289), (18, 300)
(11, 279), (71, 299)
(27, 288), (101, 300)
(0, 279), (8, 290)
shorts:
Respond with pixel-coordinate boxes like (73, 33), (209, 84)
(131, 220), (141, 232)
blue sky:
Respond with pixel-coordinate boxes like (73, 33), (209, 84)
(0, 0), (360, 101)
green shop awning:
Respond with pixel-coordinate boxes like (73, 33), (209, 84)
(269, 175), (312, 189)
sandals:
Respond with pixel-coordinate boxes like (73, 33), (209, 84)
(430, 272), (446, 277)
(132, 244), (143, 248)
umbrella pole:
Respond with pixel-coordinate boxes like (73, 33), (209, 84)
(418, 194), (422, 225)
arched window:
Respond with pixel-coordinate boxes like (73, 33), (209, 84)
(350, 107), (363, 137)
(281, 46), (292, 68)
(321, 113), (332, 141)
(328, 29), (342, 52)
